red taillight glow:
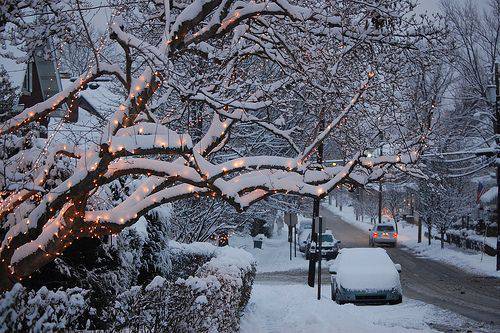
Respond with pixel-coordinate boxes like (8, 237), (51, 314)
(373, 232), (379, 238)
(393, 233), (398, 238)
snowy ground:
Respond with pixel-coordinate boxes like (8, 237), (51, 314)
(229, 216), (311, 273)
(235, 209), (489, 333)
(240, 284), (471, 333)
(323, 201), (500, 278)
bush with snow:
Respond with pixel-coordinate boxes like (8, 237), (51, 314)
(0, 283), (93, 333)
(108, 241), (256, 332)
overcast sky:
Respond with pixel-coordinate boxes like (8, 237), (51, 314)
(89, 0), (493, 31)
(416, 0), (490, 14)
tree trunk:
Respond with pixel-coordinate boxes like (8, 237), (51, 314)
(0, 272), (14, 292)
(427, 226), (432, 245)
(440, 231), (444, 249)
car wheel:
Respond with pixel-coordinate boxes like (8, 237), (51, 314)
(389, 296), (402, 305)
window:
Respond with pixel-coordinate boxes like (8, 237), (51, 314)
(22, 63), (33, 93)
(35, 56), (60, 99)
(377, 225), (394, 231)
(322, 234), (334, 242)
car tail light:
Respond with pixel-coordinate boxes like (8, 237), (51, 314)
(393, 232), (398, 238)
(373, 232), (378, 238)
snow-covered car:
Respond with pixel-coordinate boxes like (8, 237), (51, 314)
(298, 229), (311, 253)
(369, 224), (397, 247)
(329, 248), (402, 304)
(305, 230), (341, 260)
(298, 220), (312, 235)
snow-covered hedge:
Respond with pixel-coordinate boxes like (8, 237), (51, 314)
(109, 241), (256, 332)
(0, 241), (255, 332)
(0, 284), (93, 333)
(446, 229), (496, 256)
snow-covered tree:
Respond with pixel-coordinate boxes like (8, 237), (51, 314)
(0, 65), (16, 123)
(0, 0), (446, 290)
(417, 163), (474, 248)
(438, 0), (499, 175)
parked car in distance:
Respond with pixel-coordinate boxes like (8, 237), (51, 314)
(298, 220), (312, 235)
(369, 224), (397, 247)
(306, 230), (341, 260)
(329, 248), (402, 305)
(299, 229), (311, 253)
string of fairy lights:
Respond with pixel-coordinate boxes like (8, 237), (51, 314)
(0, 5), (128, 282)
(0, 1), (416, 284)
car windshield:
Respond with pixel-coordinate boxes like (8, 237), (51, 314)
(322, 234), (334, 242)
(377, 225), (394, 232)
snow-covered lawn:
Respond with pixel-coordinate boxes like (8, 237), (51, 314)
(229, 216), (310, 273)
(324, 201), (500, 278)
(240, 284), (468, 333)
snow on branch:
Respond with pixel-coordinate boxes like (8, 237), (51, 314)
(1, 64), (125, 134)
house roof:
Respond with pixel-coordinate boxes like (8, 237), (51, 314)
(61, 78), (123, 118)
(50, 79), (123, 146)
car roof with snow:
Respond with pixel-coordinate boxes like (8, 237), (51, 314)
(332, 248), (401, 291)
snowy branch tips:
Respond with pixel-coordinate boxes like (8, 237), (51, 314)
(0, 0), (446, 290)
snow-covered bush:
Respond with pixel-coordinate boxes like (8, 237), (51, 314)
(0, 283), (93, 333)
(108, 242), (256, 332)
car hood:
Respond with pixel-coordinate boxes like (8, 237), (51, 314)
(310, 241), (337, 247)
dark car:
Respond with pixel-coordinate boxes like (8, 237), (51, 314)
(305, 230), (341, 260)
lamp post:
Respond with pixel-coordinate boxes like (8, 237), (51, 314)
(486, 63), (499, 271)
(378, 144), (383, 225)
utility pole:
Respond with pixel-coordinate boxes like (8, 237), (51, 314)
(495, 63), (500, 271)
(378, 145), (383, 224)
(487, 62), (500, 271)
(308, 110), (324, 287)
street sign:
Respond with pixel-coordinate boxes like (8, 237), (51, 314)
(314, 217), (326, 233)
(284, 212), (298, 226)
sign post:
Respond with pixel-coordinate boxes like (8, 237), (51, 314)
(284, 213), (298, 261)
(294, 227), (297, 257)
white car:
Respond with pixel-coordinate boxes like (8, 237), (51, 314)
(369, 224), (397, 247)
(298, 229), (311, 253)
(329, 248), (402, 304)
(298, 220), (312, 235)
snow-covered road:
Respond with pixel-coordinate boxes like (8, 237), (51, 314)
(235, 207), (499, 332)
(319, 206), (500, 329)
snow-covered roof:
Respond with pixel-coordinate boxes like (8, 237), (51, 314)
(48, 79), (123, 146)
(61, 78), (123, 117)
(480, 186), (497, 204)
(49, 106), (105, 146)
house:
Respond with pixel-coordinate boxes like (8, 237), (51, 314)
(0, 45), (64, 136)
(1, 43), (121, 143)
